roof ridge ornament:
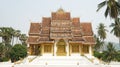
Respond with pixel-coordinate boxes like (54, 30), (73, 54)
(57, 7), (65, 14)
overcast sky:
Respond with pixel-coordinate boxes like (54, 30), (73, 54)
(0, 0), (119, 43)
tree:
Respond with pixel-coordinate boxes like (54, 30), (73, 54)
(94, 35), (104, 51)
(19, 34), (28, 46)
(0, 43), (6, 60)
(110, 18), (120, 46)
(0, 43), (11, 62)
(97, 0), (120, 30)
(97, 0), (120, 19)
(0, 27), (28, 62)
(0, 27), (15, 46)
(102, 42), (117, 63)
(10, 44), (27, 62)
(14, 30), (21, 44)
(97, 23), (107, 41)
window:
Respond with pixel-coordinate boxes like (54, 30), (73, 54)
(72, 45), (79, 53)
(44, 45), (52, 53)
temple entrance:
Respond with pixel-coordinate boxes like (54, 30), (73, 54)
(56, 39), (66, 56)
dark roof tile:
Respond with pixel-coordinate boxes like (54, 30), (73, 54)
(29, 23), (41, 34)
(80, 23), (93, 36)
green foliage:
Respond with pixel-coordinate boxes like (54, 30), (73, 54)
(19, 34), (28, 46)
(10, 44), (27, 62)
(94, 42), (120, 63)
(97, 0), (120, 19)
(0, 43), (5, 57)
(94, 35), (104, 51)
(0, 43), (12, 62)
(94, 51), (103, 59)
(97, 23), (107, 41)
(110, 18), (120, 46)
(0, 27), (28, 62)
(0, 57), (9, 62)
(116, 51), (120, 61)
(0, 27), (15, 45)
(2, 57), (9, 62)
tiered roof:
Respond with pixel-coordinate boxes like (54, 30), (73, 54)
(27, 8), (95, 45)
(29, 23), (41, 35)
(51, 8), (70, 20)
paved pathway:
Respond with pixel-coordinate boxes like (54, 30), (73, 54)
(29, 56), (92, 65)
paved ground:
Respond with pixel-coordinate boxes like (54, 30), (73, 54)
(1, 56), (120, 67)
(29, 56), (92, 65)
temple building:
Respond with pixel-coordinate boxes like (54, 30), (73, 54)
(27, 8), (95, 56)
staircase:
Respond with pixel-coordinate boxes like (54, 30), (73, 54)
(30, 56), (92, 65)
(14, 56), (103, 67)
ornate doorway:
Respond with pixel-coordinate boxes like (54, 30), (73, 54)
(56, 39), (66, 56)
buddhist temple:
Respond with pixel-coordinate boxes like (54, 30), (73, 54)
(27, 8), (95, 56)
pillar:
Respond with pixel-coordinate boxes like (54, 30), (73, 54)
(79, 45), (82, 55)
(41, 44), (44, 56)
(89, 45), (93, 57)
(33, 45), (35, 55)
(29, 44), (32, 55)
(69, 44), (72, 56)
(81, 45), (84, 56)
(30, 45), (34, 55)
(66, 40), (69, 56)
(52, 44), (54, 56)
(54, 40), (57, 56)
(39, 44), (42, 55)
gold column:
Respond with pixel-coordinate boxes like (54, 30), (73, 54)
(30, 45), (34, 55)
(33, 45), (35, 55)
(51, 44), (54, 56)
(39, 44), (42, 55)
(69, 44), (72, 56)
(34, 45), (36, 55)
(29, 44), (32, 55)
(79, 44), (82, 55)
(69, 43), (70, 56)
(91, 45), (93, 55)
(81, 44), (84, 56)
(41, 44), (44, 56)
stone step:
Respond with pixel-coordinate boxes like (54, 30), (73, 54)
(30, 56), (92, 65)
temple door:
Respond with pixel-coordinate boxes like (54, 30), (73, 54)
(56, 39), (66, 56)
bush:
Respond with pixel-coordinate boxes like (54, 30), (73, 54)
(2, 57), (9, 61)
(94, 51), (103, 59)
(0, 57), (9, 62)
(94, 49), (120, 62)
(115, 52), (120, 62)
(10, 44), (27, 62)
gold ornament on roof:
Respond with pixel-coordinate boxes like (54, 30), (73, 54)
(57, 8), (65, 14)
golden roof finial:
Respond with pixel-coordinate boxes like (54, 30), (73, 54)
(57, 7), (64, 13)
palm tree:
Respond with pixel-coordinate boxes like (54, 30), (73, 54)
(94, 35), (104, 51)
(0, 27), (14, 58)
(14, 30), (21, 44)
(0, 27), (14, 46)
(110, 18), (120, 46)
(97, 23), (107, 51)
(19, 34), (28, 46)
(97, 0), (120, 19)
(0, 43), (6, 58)
(97, 23), (108, 41)
(102, 42), (117, 63)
